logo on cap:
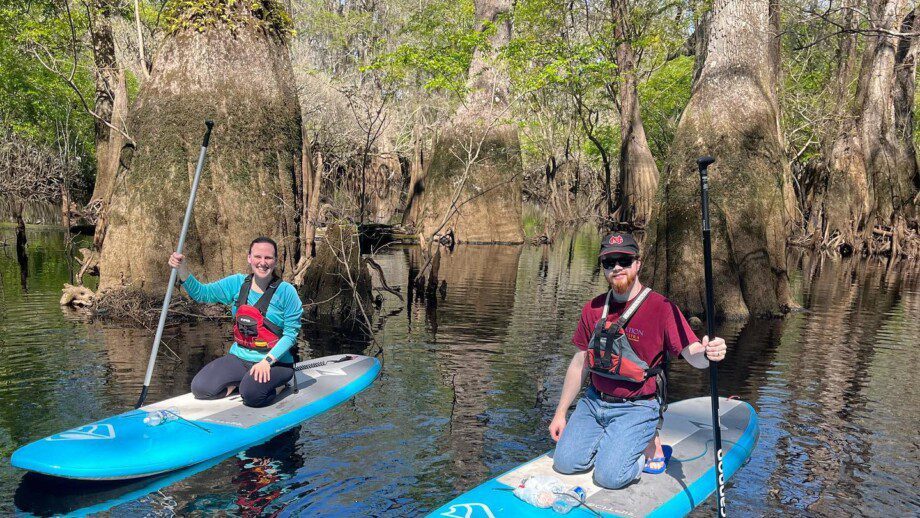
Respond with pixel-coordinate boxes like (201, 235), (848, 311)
(609, 235), (623, 245)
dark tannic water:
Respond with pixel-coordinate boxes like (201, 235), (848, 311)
(0, 226), (918, 517)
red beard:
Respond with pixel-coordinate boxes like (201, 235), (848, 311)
(612, 270), (636, 294)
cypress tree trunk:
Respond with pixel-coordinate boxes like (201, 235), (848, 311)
(98, 3), (303, 295)
(612, 0), (659, 230)
(299, 224), (372, 327)
(87, 0), (128, 235)
(412, 0), (524, 244)
(819, 0), (868, 250)
(648, 0), (795, 319)
(822, 0), (919, 256)
(858, 0), (919, 255)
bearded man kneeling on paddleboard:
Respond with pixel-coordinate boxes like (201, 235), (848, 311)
(168, 237), (304, 408)
(549, 231), (727, 489)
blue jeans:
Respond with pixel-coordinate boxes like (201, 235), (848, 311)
(553, 385), (660, 489)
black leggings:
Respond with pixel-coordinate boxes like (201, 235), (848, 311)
(191, 354), (294, 408)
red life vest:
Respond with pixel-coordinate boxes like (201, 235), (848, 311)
(586, 287), (664, 383)
(233, 274), (284, 351)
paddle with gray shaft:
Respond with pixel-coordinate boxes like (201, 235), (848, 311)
(697, 155), (726, 517)
(135, 120), (214, 409)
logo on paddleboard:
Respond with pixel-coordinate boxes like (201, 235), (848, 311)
(314, 366), (348, 377)
(47, 424), (116, 441)
(689, 419), (728, 431)
(440, 504), (495, 518)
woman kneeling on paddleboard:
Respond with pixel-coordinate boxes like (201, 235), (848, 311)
(168, 237), (304, 408)
(549, 231), (727, 489)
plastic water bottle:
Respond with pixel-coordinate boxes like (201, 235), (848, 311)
(513, 482), (554, 508)
(143, 407), (179, 426)
(513, 475), (565, 509)
(552, 486), (586, 514)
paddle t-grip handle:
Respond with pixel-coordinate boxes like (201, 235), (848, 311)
(202, 120), (214, 147)
(697, 155), (715, 171)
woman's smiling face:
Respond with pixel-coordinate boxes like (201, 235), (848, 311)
(247, 242), (277, 280)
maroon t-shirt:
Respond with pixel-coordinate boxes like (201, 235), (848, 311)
(572, 288), (699, 398)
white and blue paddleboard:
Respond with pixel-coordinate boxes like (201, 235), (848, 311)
(11, 354), (380, 480)
(429, 397), (758, 518)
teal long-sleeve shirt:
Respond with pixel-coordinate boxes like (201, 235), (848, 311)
(181, 273), (303, 364)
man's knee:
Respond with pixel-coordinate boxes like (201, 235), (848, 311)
(593, 470), (634, 490)
(593, 455), (642, 489)
(552, 444), (595, 474)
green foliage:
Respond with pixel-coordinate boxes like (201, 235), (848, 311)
(366, 0), (480, 95)
(125, 68), (141, 101)
(164, 0), (293, 36)
(299, 0), (408, 84)
(779, 5), (841, 167)
(506, 36), (618, 96)
(582, 123), (619, 161)
(507, 0), (617, 98)
(638, 55), (694, 164)
(507, 0), (691, 184)
(0, 2), (94, 166)
(521, 203), (546, 237)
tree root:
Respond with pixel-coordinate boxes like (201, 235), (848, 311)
(791, 219), (920, 261)
(529, 234), (553, 246)
(93, 289), (228, 326)
(61, 284), (95, 307)
(76, 247), (99, 283)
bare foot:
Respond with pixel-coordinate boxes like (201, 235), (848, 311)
(643, 433), (665, 471)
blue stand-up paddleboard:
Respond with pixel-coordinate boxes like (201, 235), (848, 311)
(12, 354), (380, 480)
(429, 397), (758, 518)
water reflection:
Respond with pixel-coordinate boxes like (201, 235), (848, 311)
(720, 253), (920, 517)
(181, 429), (304, 517)
(96, 323), (228, 406)
(15, 228), (27, 293)
(416, 245), (523, 487)
(0, 227), (918, 517)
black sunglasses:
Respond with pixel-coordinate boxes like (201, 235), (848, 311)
(601, 256), (636, 269)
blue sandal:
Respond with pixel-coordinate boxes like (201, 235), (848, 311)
(643, 445), (673, 474)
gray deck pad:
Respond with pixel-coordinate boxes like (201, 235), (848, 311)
(496, 398), (753, 517)
(144, 355), (376, 429)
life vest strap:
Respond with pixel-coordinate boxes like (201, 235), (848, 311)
(236, 274), (282, 312)
(613, 287), (652, 327)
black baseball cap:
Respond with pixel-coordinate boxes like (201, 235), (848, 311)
(598, 232), (639, 257)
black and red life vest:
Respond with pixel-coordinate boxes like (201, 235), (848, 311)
(233, 274), (284, 351)
(586, 287), (664, 384)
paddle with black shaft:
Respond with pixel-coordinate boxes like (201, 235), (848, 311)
(135, 120), (214, 409)
(697, 155), (726, 517)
